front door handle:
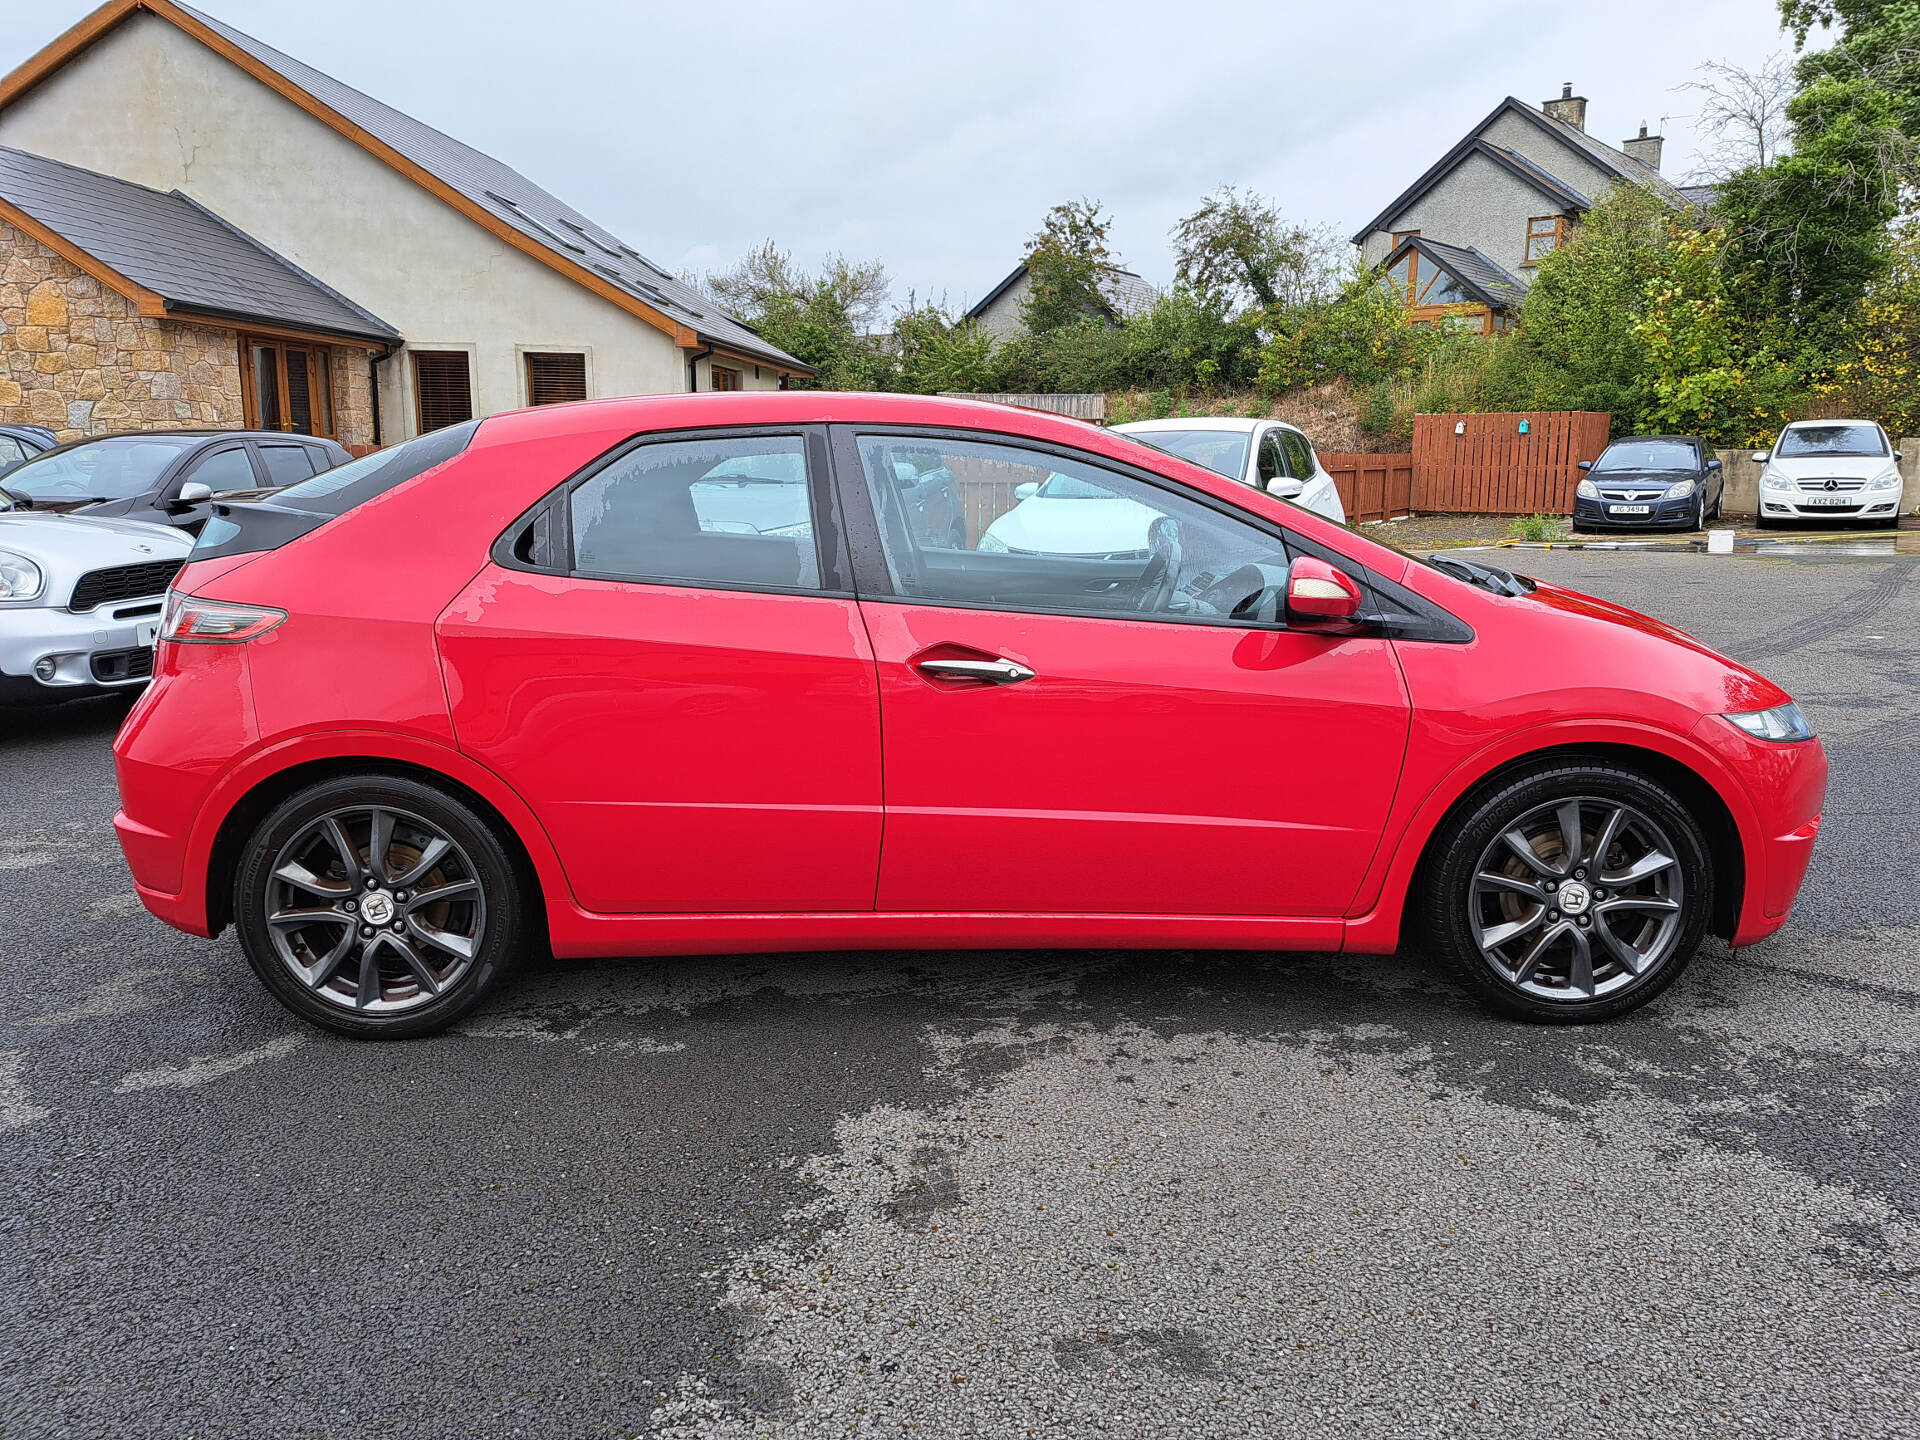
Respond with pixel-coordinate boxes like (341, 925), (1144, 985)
(915, 657), (1036, 685)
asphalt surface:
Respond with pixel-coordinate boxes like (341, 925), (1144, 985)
(3, 547), (1917, 1439)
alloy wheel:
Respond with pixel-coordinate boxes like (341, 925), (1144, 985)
(263, 805), (487, 1014)
(1467, 795), (1685, 1002)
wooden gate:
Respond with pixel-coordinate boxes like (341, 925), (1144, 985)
(1319, 453), (1414, 524)
(1411, 412), (1610, 515)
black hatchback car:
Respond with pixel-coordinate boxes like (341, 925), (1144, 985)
(0, 430), (349, 533)
(1571, 435), (1724, 532)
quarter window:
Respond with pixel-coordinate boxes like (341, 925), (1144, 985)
(853, 434), (1296, 625)
(569, 435), (821, 592)
(1255, 432), (1284, 485)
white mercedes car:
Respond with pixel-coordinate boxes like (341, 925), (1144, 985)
(1112, 417), (1347, 523)
(1754, 419), (1907, 527)
(0, 489), (190, 704)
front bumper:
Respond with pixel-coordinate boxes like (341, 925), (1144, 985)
(1760, 488), (1904, 523)
(1689, 714), (1828, 945)
(1572, 494), (1698, 528)
(0, 598), (164, 702)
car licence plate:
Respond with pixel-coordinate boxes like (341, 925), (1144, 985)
(1800, 494), (1855, 506)
(1608, 504), (1651, 515)
(136, 621), (159, 647)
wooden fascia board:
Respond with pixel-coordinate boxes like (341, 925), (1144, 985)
(0, 191), (165, 314)
(701, 339), (809, 378)
(164, 309), (390, 349)
(0, 1), (697, 351)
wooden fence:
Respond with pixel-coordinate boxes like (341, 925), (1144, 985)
(1319, 453), (1414, 524)
(938, 392), (1107, 422)
(1410, 411), (1610, 515)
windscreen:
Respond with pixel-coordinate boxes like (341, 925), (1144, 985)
(3, 436), (199, 501)
(1123, 430), (1251, 481)
(1592, 440), (1697, 472)
(1776, 423), (1887, 458)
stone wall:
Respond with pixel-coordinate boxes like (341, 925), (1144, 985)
(0, 219), (245, 441)
(328, 345), (375, 450)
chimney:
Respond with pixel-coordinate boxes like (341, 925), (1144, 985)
(1621, 122), (1664, 173)
(1542, 82), (1587, 133)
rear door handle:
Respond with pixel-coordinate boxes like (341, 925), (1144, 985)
(915, 657), (1036, 685)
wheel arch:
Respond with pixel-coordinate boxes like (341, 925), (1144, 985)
(201, 749), (561, 941)
(1403, 742), (1745, 944)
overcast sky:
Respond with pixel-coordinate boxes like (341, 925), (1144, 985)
(2, 0), (1812, 313)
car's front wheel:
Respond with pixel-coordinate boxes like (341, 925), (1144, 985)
(1420, 761), (1713, 1022)
(234, 775), (528, 1038)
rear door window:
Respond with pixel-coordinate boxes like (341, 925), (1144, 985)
(568, 435), (824, 592)
(258, 444), (318, 487)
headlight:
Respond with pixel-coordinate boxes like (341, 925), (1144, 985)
(1762, 471), (1793, 491)
(1724, 702), (1814, 743)
(975, 531), (1009, 553)
(0, 549), (44, 601)
(1576, 478), (1599, 499)
(1663, 478), (1696, 499)
(1868, 469), (1903, 491)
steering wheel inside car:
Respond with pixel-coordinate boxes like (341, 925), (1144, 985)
(1136, 515), (1184, 612)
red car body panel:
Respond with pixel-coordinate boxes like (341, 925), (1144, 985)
(856, 600), (1408, 916)
(111, 392), (1827, 964)
(437, 566), (883, 913)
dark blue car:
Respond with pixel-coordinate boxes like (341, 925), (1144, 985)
(1571, 435), (1725, 532)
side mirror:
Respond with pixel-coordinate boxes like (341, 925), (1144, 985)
(1577, 460), (1592, 472)
(168, 480), (213, 510)
(1285, 556), (1363, 624)
(1752, 451), (1770, 463)
(1706, 458), (1722, 471)
(1013, 481), (1040, 501)
(1896, 451), (1904, 462)
(1265, 477), (1304, 499)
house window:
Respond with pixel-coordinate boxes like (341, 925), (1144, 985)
(413, 351), (474, 433)
(242, 339), (334, 438)
(1391, 229), (1420, 246)
(1525, 216), (1568, 263)
(525, 351), (588, 406)
(710, 365), (742, 392)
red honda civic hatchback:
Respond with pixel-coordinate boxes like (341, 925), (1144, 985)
(113, 394), (1826, 1038)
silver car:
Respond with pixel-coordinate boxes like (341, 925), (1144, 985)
(0, 492), (191, 705)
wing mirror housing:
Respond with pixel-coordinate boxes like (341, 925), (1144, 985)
(168, 480), (214, 510)
(1706, 458), (1723, 471)
(1752, 450), (1770, 463)
(1286, 556), (1363, 625)
(1013, 481), (1040, 501)
(1577, 460), (1592, 472)
(1265, 477), (1304, 499)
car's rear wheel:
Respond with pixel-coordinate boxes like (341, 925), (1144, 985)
(234, 775), (527, 1038)
(1420, 761), (1713, 1022)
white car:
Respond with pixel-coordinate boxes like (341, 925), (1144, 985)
(1754, 419), (1906, 527)
(1112, 417), (1347, 523)
(0, 493), (191, 704)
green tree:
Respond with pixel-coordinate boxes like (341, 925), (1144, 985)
(1171, 188), (1342, 313)
(892, 300), (1000, 394)
(1019, 200), (1116, 335)
(704, 242), (894, 390)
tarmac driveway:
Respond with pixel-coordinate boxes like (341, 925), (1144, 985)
(3, 547), (1917, 1438)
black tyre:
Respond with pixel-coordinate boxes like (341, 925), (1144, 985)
(1419, 760), (1713, 1023)
(234, 774), (529, 1038)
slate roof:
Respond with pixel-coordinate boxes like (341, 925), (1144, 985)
(964, 262), (1161, 325)
(0, 145), (398, 341)
(168, 2), (803, 372)
(1386, 235), (1528, 310)
(1677, 183), (1721, 209)
(1351, 96), (1693, 244)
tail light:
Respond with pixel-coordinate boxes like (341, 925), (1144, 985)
(160, 591), (287, 644)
